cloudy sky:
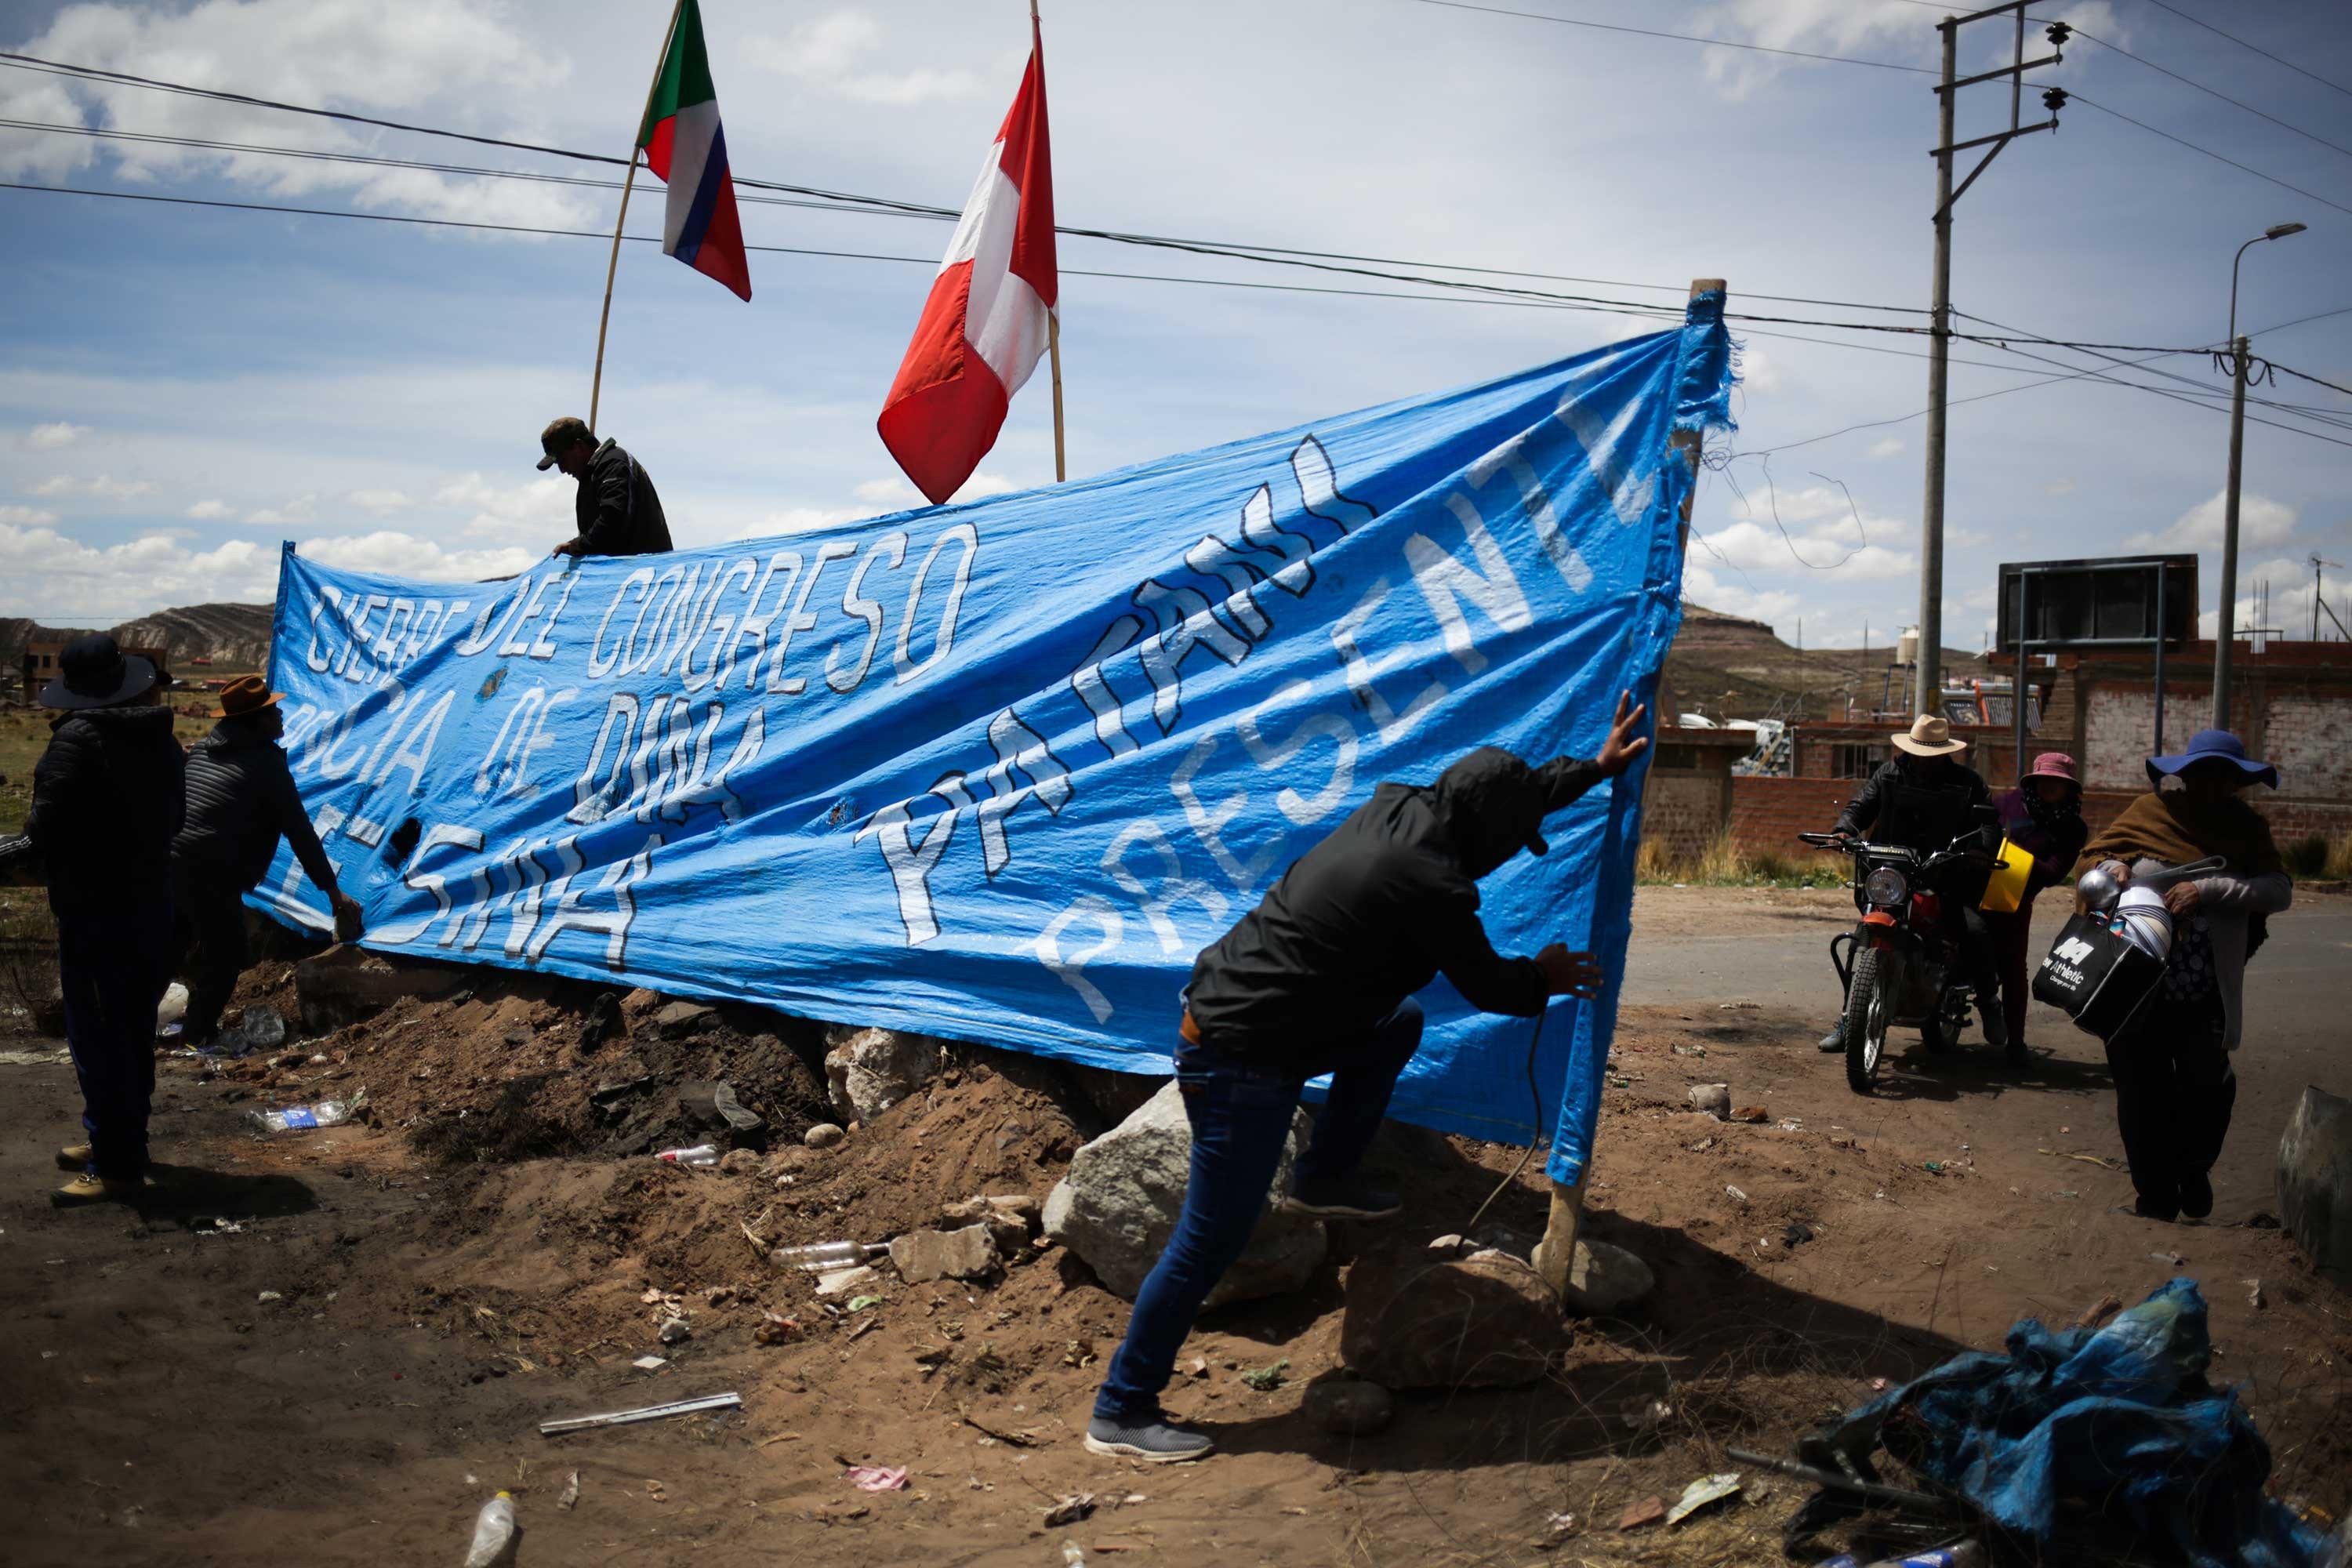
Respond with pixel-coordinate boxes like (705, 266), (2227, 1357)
(2, 0), (2347, 649)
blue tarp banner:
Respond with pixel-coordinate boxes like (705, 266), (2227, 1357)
(263, 295), (1733, 1185)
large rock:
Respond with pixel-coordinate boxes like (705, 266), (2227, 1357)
(2279, 1084), (2352, 1288)
(1340, 1247), (1569, 1389)
(889, 1224), (1000, 1283)
(1043, 1080), (1326, 1309)
(823, 1027), (946, 1123)
(294, 945), (466, 1029)
(1558, 1236), (1656, 1316)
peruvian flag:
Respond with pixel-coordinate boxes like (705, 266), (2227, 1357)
(638, 0), (751, 301)
(877, 23), (1056, 506)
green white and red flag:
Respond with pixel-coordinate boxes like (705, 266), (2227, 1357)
(637, 0), (751, 301)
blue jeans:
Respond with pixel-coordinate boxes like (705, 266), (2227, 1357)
(1093, 998), (1424, 1423)
(57, 897), (173, 1181)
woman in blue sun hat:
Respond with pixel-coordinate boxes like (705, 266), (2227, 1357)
(2073, 729), (2292, 1223)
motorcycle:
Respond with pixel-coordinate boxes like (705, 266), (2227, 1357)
(1798, 814), (2005, 1094)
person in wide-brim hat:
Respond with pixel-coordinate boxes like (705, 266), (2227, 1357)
(38, 631), (158, 710)
(170, 675), (364, 1054)
(1890, 712), (1969, 757)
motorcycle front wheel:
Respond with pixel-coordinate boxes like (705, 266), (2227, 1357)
(1843, 946), (1892, 1094)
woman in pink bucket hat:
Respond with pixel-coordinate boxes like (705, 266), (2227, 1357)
(1984, 752), (2089, 1065)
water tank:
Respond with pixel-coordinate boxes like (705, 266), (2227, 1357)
(1896, 626), (1920, 666)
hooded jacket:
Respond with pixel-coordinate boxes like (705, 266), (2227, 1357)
(26, 705), (185, 914)
(572, 438), (672, 557)
(172, 720), (340, 895)
(1181, 747), (1602, 1069)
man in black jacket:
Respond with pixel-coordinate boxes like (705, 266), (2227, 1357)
(537, 416), (673, 557)
(1083, 694), (1651, 1464)
(27, 634), (184, 1205)
(1818, 713), (2002, 1053)
(172, 676), (363, 1048)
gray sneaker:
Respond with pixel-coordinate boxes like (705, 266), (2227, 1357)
(1085, 1414), (1214, 1463)
(1817, 1021), (1846, 1053)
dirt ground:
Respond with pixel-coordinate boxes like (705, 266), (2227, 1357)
(1, 886), (2345, 1567)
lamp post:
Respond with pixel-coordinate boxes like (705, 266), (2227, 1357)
(2214, 221), (2307, 730)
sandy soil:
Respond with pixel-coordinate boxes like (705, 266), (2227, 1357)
(1, 887), (2343, 1567)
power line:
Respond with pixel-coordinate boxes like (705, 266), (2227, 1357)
(2268, 361), (2352, 401)
(1400, 0), (1933, 74)
(2063, 92), (2352, 221)
(2130, 0), (2352, 103)
(0, 49), (1930, 317)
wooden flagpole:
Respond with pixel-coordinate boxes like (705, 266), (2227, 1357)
(1032, 0), (1065, 482)
(590, 0), (688, 435)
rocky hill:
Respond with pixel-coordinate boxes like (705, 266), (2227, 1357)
(1668, 601), (1990, 722)
(2, 602), (274, 677)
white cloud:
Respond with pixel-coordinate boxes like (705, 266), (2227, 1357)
(0, 520), (278, 619)
(852, 470), (1021, 509)
(26, 422), (90, 451)
(24, 473), (154, 499)
(0, 0), (586, 230)
(298, 531), (535, 581)
(1738, 346), (1784, 396)
(434, 473), (575, 539)
(1698, 485), (1917, 580)
(2044, 477), (2078, 497)
(1680, 558), (1803, 628)
(745, 13), (983, 106)
(1866, 436), (1903, 459)
(247, 493), (319, 526)
(186, 499), (232, 520)
(1695, 0), (2122, 96)
(0, 504), (60, 526)
(2125, 489), (2296, 552)
(347, 488), (413, 514)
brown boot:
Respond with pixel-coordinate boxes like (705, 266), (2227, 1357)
(53, 1172), (143, 1207)
(56, 1143), (93, 1172)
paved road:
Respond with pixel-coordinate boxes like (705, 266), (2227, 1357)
(1621, 885), (2352, 1216)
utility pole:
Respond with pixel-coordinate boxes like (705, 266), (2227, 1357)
(2214, 223), (2306, 726)
(1916, 5), (2070, 718)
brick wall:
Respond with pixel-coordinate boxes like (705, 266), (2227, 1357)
(1727, 775), (1861, 862)
(1645, 773), (1729, 859)
(2265, 695), (2352, 800)
(2080, 687), (2213, 790)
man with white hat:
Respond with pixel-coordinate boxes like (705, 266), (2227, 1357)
(1817, 713), (2003, 1054)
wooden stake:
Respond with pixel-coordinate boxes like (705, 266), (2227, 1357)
(1534, 275), (1726, 1307)
(589, 0), (688, 435)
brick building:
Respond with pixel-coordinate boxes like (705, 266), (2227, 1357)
(19, 641), (175, 705)
(1700, 639), (2352, 862)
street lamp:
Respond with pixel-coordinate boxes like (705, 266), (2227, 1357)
(2213, 220), (2307, 731)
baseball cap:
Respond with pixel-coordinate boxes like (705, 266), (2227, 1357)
(536, 416), (592, 470)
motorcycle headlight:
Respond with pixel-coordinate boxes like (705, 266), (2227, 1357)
(1864, 866), (1909, 906)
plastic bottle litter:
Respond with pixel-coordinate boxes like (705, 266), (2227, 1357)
(251, 1091), (365, 1134)
(463, 1491), (518, 1567)
(655, 1144), (721, 1167)
(1815, 1543), (1982, 1568)
(769, 1240), (886, 1272)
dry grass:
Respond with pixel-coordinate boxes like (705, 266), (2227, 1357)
(2281, 829), (2352, 881)
(1638, 829), (1846, 890)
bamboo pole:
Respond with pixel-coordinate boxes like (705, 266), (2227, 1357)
(590, 0), (688, 436)
(1032, 0), (1065, 482)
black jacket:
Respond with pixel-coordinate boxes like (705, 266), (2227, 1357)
(172, 720), (340, 895)
(1834, 757), (1991, 852)
(26, 706), (185, 914)
(572, 438), (672, 557)
(1183, 748), (1603, 1069)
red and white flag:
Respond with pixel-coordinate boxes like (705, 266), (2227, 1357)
(877, 25), (1056, 506)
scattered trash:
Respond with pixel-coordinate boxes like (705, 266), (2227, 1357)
(754, 1313), (803, 1345)
(1719, 1000), (1761, 1010)
(1814, 1541), (1984, 1567)
(2039, 1147), (2124, 1171)
(256, 1290), (282, 1303)
(1799, 1281), (2325, 1563)
(631, 1355), (668, 1371)
(1871, 1377), (1890, 1391)
(813, 1265), (880, 1298)
(1671, 1043), (1707, 1058)
(658, 1317), (692, 1345)
(462, 1491), (518, 1568)
(157, 982), (188, 1028)
(1689, 1137), (1715, 1152)
(1730, 1106), (1769, 1123)
(1183, 1356), (1210, 1379)
(2245, 1279), (2265, 1310)
(1780, 1119), (1804, 1132)
(1240, 1358), (1290, 1391)
(1923, 1161), (1946, 1174)
(1666, 1472), (1742, 1526)
(234, 1004), (288, 1054)
(2053, 1191), (2080, 1200)
(1783, 1221), (1815, 1248)
(844, 1294), (883, 1313)
(771, 1240), (886, 1272)
(1041, 1493), (1096, 1526)
(2148, 1250), (2186, 1267)
(655, 1143), (721, 1167)
(1725, 1185), (1749, 1204)
(556, 1471), (580, 1511)
(250, 1090), (365, 1134)
(1062, 1544), (1087, 1567)
(1618, 1494), (1667, 1531)
(1620, 1397), (1672, 1433)
(1546, 1511), (1577, 1537)
(539, 1392), (741, 1436)
(844, 1465), (909, 1492)
(1689, 1084), (1731, 1120)
(2074, 1294), (2122, 1330)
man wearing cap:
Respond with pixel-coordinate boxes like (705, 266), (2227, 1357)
(170, 675), (364, 1050)
(536, 416), (673, 559)
(1817, 713), (2004, 1054)
(1082, 694), (1652, 1464)
(25, 634), (184, 1205)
